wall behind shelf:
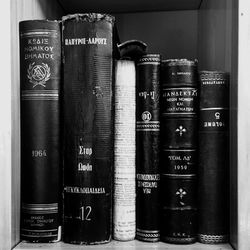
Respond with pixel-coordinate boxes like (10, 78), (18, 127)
(198, 0), (233, 71)
(0, 3), (12, 250)
(58, 0), (202, 13)
(115, 10), (198, 60)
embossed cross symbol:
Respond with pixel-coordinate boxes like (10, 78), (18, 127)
(175, 125), (186, 136)
(176, 188), (187, 200)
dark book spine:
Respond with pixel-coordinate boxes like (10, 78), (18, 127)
(136, 54), (161, 242)
(160, 59), (198, 244)
(19, 20), (61, 242)
(62, 13), (114, 244)
(198, 71), (229, 244)
(113, 60), (136, 241)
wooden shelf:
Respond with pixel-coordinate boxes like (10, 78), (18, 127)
(15, 240), (233, 250)
(58, 0), (202, 13)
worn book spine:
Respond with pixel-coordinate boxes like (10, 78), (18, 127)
(113, 60), (136, 241)
(19, 20), (61, 242)
(62, 13), (114, 244)
(198, 71), (229, 244)
(117, 40), (147, 61)
(136, 54), (161, 242)
(160, 59), (198, 244)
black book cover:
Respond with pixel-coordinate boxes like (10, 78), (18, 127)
(136, 54), (161, 242)
(62, 13), (115, 244)
(198, 71), (229, 244)
(160, 59), (198, 244)
(20, 20), (61, 242)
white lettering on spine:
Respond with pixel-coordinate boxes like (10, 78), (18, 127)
(204, 121), (225, 127)
(24, 38), (54, 60)
(78, 162), (92, 171)
(202, 80), (226, 85)
(24, 46), (53, 52)
(65, 186), (106, 194)
(28, 38), (49, 45)
(65, 38), (107, 45)
(138, 91), (155, 100)
(137, 174), (160, 194)
(32, 150), (47, 157)
(136, 174), (160, 181)
(163, 89), (197, 98)
(79, 146), (92, 156)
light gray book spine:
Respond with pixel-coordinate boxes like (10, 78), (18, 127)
(113, 60), (136, 241)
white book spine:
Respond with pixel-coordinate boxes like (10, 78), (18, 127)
(113, 60), (136, 241)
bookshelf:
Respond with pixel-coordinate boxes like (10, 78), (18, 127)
(1, 0), (246, 249)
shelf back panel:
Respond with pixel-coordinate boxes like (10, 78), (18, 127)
(58, 0), (202, 13)
(115, 10), (198, 60)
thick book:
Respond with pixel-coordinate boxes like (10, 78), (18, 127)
(113, 60), (136, 241)
(136, 54), (161, 242)
(160, 59), (198, 244)
(198, 71), (229, 244)
(62, 13), (115, 244)
(20, 20), (61, 242)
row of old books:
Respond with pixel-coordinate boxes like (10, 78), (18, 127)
(20, 13), (229, 245)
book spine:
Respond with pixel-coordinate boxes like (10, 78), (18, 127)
(62, 13), (114, 244)
(113, 60), (136, 241)
(198, 71), (229, 244)
(19, 20), (61, 242)
(136, 54), (161, 242)
(160, 59), (198, 244)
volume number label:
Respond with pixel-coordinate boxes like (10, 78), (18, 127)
(79, 206), (92, 221)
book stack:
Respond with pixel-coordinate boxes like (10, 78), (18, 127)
(19, 14), (229, 246)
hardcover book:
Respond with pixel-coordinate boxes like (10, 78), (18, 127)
(20, 20), (61, 242)
(62, 13), (115, 244)
(113, 60), (136, 241)
(160, 59), (198, 244)
(136, 54), (161, 242)
(198, 71), (229, 244)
